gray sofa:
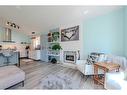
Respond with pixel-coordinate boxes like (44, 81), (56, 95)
(0, 65), (25, 89)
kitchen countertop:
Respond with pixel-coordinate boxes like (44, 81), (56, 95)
(0, 50), (19, 55)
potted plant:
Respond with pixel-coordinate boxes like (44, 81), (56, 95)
(51, 58), (57, 64)
(52, 43), (62, 50)
(52, 32), (59, 42)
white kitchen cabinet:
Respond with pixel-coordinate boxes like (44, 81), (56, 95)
(16, 44), (27, 58)
(29, 50), (41, 60)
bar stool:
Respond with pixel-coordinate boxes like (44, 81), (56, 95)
(2, 50), (13, 65)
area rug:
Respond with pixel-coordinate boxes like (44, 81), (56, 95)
(39, 74), (81, 89)
(22, 59), (33, 63)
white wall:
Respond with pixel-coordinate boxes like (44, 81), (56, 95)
(58, 20), (84, 63)
(42, 20), (85, 63)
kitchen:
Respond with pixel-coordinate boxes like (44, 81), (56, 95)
(0, 25), (42, 66)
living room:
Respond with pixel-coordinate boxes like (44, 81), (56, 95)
(0, 5), (127, 92)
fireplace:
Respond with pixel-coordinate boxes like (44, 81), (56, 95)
(64, 51), (76, 64)
(66, 55), (74, 61)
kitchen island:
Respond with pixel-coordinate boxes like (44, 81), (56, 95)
(0, 50), (20, 67)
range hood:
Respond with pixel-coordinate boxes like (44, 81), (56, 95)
(2, 28), (15, 43)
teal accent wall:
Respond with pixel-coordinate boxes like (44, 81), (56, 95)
(0, 26), (30, 43)
(124, 7), (127, 57)
(12, 31), (30, 43)
(83, 8), (125, 58)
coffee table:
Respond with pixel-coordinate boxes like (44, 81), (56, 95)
(94, 62), (120, 87)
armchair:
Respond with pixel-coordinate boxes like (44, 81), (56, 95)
(76, 52), (105, 75)
(76, 53), (127, 76)
(76, 60), (103, 75)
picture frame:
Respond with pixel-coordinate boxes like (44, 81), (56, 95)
(61, 25), (79, 42)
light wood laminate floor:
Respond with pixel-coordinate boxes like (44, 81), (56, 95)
(10, 60), (103, 89)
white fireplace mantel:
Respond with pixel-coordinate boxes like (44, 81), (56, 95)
(60, 50), (79, 69)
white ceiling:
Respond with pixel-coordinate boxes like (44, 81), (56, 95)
(0, 6), (122, 35)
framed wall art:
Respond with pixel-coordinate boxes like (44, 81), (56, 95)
(61, 25), (79, 42)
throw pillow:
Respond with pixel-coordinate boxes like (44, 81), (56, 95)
(86, 53), (101, 65)
(86, 55), (95, 65)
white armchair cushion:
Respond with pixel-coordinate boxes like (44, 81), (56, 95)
(76, 60), (86, 74)
(76, 60), (87, 65)
(106, 72), (124, 80)
(105, 72), (127, 90)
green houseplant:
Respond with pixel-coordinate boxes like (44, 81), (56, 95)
(52, 32), (59, 42)
(52, 43), (62, 50)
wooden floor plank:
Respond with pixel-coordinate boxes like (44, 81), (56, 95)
(9, 60), (103, 89)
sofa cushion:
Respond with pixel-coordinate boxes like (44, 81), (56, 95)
(105, 78), (122, 89)
(0, 65), (25, 89)
(105, 72), (126, 90)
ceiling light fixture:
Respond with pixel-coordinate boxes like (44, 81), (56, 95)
(6, 21), (20, 29)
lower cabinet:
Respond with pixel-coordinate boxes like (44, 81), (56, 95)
(16, 44), (27, 58)
(0, 52), (19, 66)
(29, 50), (41, 60)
